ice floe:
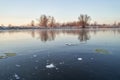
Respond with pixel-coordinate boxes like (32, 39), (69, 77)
(35, 66), (38, 70)
(46, 64), (55, 69)
(15, 64), (21, 67)
(35, 60), (39, 63)
(59, 62), (64, 65)
(78, 58), (83, 61)
(65, 43), (78, 46)
(90, 58), (94, 60)
(55, 68), (59, 70)
(33, 55), (37, 57)
(14, 73), (20, 79)
(47, 73), (50, 75)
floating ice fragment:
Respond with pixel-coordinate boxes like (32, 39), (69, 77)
(14, 73), (20, 79)
(35, 66), (38, 69)
(33, 55), (37, 57)
(48, 73), (50, 75)
(56, 68), (59, 70)
(65, 43), (72, 46)
(59, 62), (64, 65)
(32, 73), (35, 75)
(90, 58), (94, 60)
(65, 43), (78, 46)
(46, 64), (55, 69)
(78, 58), (83, 61)
(16, 64), (21, 67)
(46, 60), (49, 62)
(35, 60), (39, 62)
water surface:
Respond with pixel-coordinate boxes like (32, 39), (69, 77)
(0, 28), (120, 80)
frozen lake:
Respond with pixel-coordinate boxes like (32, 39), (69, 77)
(0, 28), (120, 80)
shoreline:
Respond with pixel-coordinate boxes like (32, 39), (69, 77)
(0, 26), (120, 31)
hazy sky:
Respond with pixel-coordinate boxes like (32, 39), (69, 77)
(0, 0), (120, 26)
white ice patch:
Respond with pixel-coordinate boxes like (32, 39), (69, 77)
(46, 64), (55, 69)
(35, 66), (38, 70)
(65, 43), (78, 46)
(16, 64), (21, 67)
(59, 62), (64, 65)
(65, 43), (72, 46)
(46, 60), (49, 62)
(35, 60), (39, 63)
(33, 55), (37, 58)
(14, 73), (20, 79)
(90, 58), (94, 60)
(78, 58), (83, 61)
(55, 68), (59, 70)
(48, 73), (50, 75)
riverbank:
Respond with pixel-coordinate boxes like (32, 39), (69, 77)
(0, 26), (120, 31)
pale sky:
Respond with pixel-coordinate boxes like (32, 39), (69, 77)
(0, 0), (120, 26)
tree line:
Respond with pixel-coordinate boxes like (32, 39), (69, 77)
(30, 14), (91, 28)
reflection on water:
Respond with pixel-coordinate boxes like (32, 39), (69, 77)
(31, 29), (95, 42)
(0, 28), (120, 80)
(27, 29), (91, 42)
(37, 30), (56, 42)
(1, 28), (120, 42)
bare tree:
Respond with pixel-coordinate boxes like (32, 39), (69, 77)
(118, 22), (120, 27)
(38, 15), (49, 27)
(8, 24), (12, 27)
(78, 14), (91, 28)
(31, 20), (35, 27)
(48, 16), (55, 27)
(1, 24), (4, 27)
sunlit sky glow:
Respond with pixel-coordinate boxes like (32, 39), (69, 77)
(0, 0), (120, 26)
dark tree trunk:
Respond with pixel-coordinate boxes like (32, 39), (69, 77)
(82, 25), (85, 28)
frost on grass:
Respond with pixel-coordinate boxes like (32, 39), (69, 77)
(14, 73), (20, 79)
(4, 53), (16, 57)
(46, 64), (55, 69)
(78, 58), (83, 61)
(95, 49), (110, 54)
